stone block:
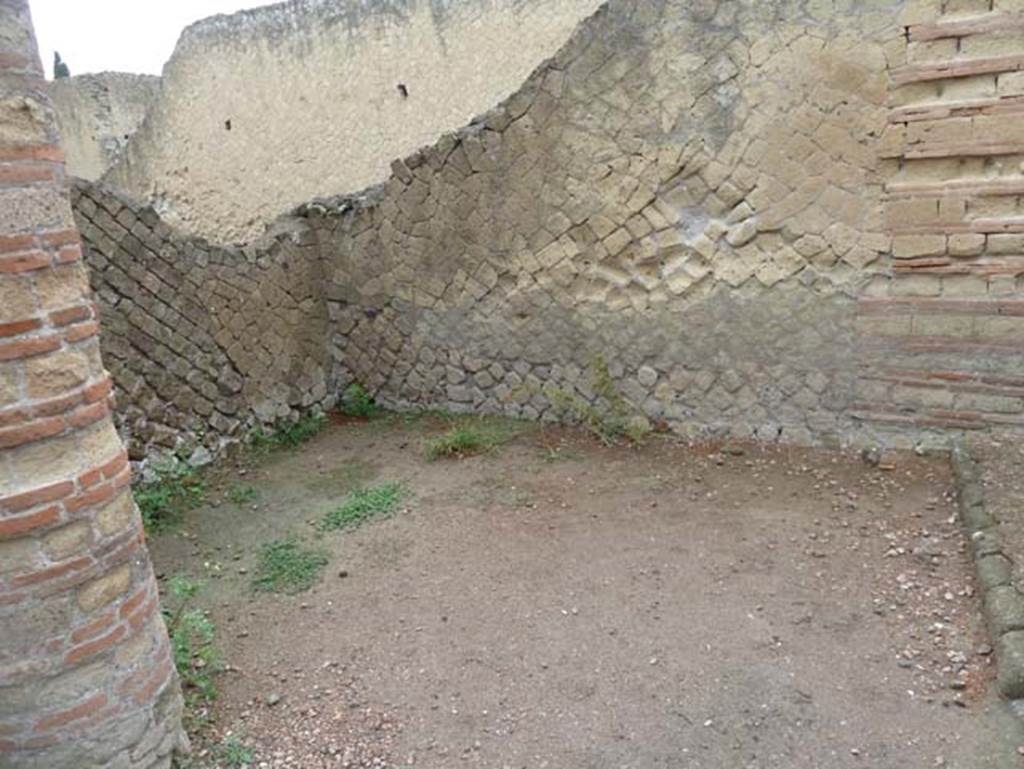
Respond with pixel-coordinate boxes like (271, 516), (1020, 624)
(42, 521), (91, 560)
(23, 349), (91, 399)
(891, 275), (941, 297)
(0, 535), (39, 574)
(947, 233), (984, 257)
(999, 71), (1024, 97)
(96, 492), (137, 537)
(997, 631), (1024, 700)
(892, 235), (946, 259)
(977, 554), (1013, 590)
(77, 563), (132, 612)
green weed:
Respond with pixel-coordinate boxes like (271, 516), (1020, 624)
(320, 481), (403, 531)
(542, 354), (649, 446)
(161, 576), (222, 726)
(252, 538), (328, 594)
(425, 417), (522, 460)
(247, 426), (276, 452)
(272, 413), (326, 447)
(135, 467), (205, 533)
(248, 413), (325, 452)
(426, 425), (488, 459)
(216, 734), (254, 767)
(340, 383), (380, 418)
(226, 483), (259, 505)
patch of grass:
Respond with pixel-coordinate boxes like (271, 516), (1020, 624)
(216, 734), (254, 768)
(226, 483), (259, 505)
(320, 481), (403, 531)
(252, 538), (328, 594)
(249, 412), (325, 452)
(247, 426), (276, 452)
(162, 576), (221, 728)
(340, 383), (380, 418)
(425, 416), (523, 460)
(272, 412), (326, 447)
(135, 467), (205, 533)
(426, 425), (490, 459)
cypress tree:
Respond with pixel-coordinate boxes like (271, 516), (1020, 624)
(53, 50), (70, 78)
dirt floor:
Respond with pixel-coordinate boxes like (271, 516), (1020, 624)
(150, 415), (1024, 769)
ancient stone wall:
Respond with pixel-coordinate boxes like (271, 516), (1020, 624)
(855, 0), (1024, 443)
(309, 0), (903, 447)
(70, 0), (1024, 459)
(49, 72), (160, 181)
(0, 1), (185, 766)
(71, 182), (332, 462)
(102, 0), (605, 244)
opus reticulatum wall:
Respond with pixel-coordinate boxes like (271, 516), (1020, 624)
(67, 0), (1024, 464)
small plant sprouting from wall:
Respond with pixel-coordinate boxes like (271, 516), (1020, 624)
(249, 412), (325, 451)
(272, 412), (326, 446)
(340, 383), (380, 418)
(162, 576), (222, 728)
(135, 467), (206, 533)
(542, 354), (649, 446)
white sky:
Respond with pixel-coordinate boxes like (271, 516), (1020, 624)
(30, 0), (260, 78)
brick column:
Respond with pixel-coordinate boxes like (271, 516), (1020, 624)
(0, 2), (187, 767)
(855, 0), (1024, 442)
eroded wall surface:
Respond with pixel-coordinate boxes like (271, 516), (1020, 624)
(49, 73), (160, 181)
(102, 0), (605, 244)
(0, 1), (185, 766)
(71, 0), (1024, 462)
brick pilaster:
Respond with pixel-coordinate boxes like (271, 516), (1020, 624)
(855, 0), (1024, 440)
(0, 1), (186, 767)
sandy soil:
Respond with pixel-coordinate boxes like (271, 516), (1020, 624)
(150, 416), (1024, 769)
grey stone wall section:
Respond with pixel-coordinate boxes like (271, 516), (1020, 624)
(71, 182), (332, 462)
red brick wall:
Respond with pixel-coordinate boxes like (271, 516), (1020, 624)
(856, 0), (1024, 443)
(0, 1), (186, 766)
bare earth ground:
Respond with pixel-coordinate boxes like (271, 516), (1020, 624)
(150, 417), (1024, 769)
